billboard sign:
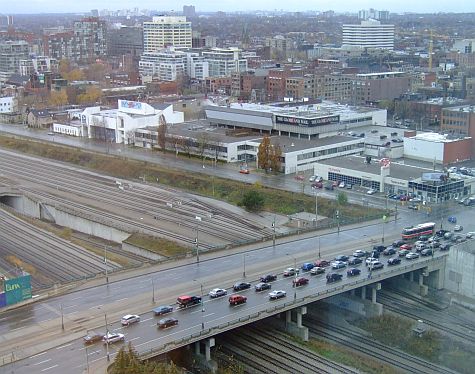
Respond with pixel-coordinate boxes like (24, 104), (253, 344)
(4, 275), (32, 306)
(421, 172), (446, 182)
(275, 114), (340, 127)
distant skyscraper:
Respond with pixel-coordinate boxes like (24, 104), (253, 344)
(143, 16), (192, 52)
(90, 9), (99, 17)
(183, 5), (196, 18)
(342, 20), (394, 50)
(7, 15), (14, 26)
(358, 8), (389, 21)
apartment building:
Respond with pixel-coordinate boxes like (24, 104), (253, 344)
(342, 19), (394, 50)
(353, 72), (410, 104)
(441, 105), (475, 157)
(202, 48), (248, 77)
(108, 25), (143, 59)
(143, 16), (192, 53)
(72, 17), (107, 62)
(0, 40), (29, 83)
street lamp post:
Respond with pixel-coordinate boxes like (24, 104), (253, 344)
(152, 278), (155, 303)
(318, 236), (321, 259)
(243, 254), (246, 278)
(85, 345), (90, 373)
(314, 190), (318, 228)
(382, 215), (387, 243)
(104, 313), (110, 362)
(195, 216), (201, 263)
(272, 217), (276, 248)
(60, 303), (64, 330)
(104, 246), (109, 284)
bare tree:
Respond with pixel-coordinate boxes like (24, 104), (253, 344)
(124, 130), (135, 145)
(197, 132), (211, 165)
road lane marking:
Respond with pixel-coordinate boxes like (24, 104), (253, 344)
(129, 337), (141, 342)
(33, 359), (51, 366)
(70, 296), (82, 301)
(88, 350), (101, 356)
(89, 304), (103, 309)
(20, 316), (34, 322)
(141, 317), (153, 322)
(41, 365), (59, 372)
(203, 313), (215, 318)
(63, 304), (78, 309)
(135, 324), (199, 348)
(56, 343), (73, 350)
(116, 298), (128, 303)
(31, 352), (48, 358)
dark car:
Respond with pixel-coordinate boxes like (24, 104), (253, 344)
(348, 257), (363, 265)
(370, 250), (380, 259)
(387, 257), (401, 266)
(373, 245), (386, 253)
(448, 216), (457, 224)
(392, 240), (406, 248)
(293, 277), (309, 287)
(233, 282), (251, 291)
(255, 282), (272, 292)
(418, 235), (430, 242)
(398, 249), (410, 257)
(347, 268), (361, 277)
(421, 248), (433, 256)
(436, 230), (448, 238)
(301, 262), (315, 272)
(383, 246), (396, 256)
(83, 333), (103, 345)
(158, 318), (178, 329)
(324, 183), (334, 190)
(260, 274), (277, 283)
(152, 305), (173, 316)
(326, 273), (343, 283)
(440, 243), (451, 251)
(334, 255), (350, 262)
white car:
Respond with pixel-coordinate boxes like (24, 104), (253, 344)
(121, 314), (140, 326)
(465, 232), (475, 239)
(331, 261), (346, 269)
(102, 332), (125, 344)
(338, 181), (345, 188)
(365, 257), (379, 265)
(209, 288), (227, 298)
(406, 252), (419, 260)
(309, 175), (317, 182)
(269, 290), (286, 300)
(283, 267), (298, 277)
(454, 225), (463, 232)
(310, 266), (325, 275)
(367, 189), (376, 195)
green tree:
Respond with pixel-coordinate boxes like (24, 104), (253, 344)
(337, 191), (348, 206)
(240, 189), (265, 212)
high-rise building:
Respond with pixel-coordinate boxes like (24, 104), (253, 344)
(342, 20), (394, 50)
(143, 16), (192, 53)
(73, 17), (107, 62)
(42, 29), (75, 61)
(108, 25), (143, 59)
(358, 9), (389, 21)
(0, 40), (30, 83)
(139, 47), (187, 81)
(183, 5), (196, 18)
(202, 48), (247, 77)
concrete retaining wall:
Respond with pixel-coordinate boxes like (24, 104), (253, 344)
(122, 242), (166, 261)
(445, 243), (475, 299)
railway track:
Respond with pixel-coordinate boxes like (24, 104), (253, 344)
(378, 291), (475, 344)
(219, 324), (358, 374)
(0, 209), (117, 288)
(305, 316), (457, 374)
(0, 150), (272, 246)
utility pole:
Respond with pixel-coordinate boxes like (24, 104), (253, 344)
(195, 227), (199, 263)
(152, 278), (155, 303)
(315, 190), (318, 228)
(105, 313), (110, 362)
(243, 254), (246, 278)
(60, 303), (64, 330)
(272, 217), (276, 248)
(318, 236), (321, 259)
(336, 210), (340, 235)
(104, 246), (109, 284)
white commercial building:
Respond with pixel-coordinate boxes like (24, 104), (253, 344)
(80, 100), (184, 144)
(139, 47), (187, 81)
(0, 96), (17, 113)
(453, 39), (475, 54)
(202, 48), (248, 77)
(52, 122), (84, 137)
(143, 16), (192, 53)
(342, 19), (394, 50)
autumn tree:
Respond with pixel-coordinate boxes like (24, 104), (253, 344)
(157, 114), (168, 150)
(77, 86), (102, 105)
(85, 63), (107, 82)
(48, 90), (69, 107)
(257, 135), (271, 171)
(269, 143), (282, 172)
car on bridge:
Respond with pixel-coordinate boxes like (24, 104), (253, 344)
(331, 261), (346, 269)
(315, 259), (331, 267)
(153, 305), (173, 316)
(177, 295), (202, 308)
(260, 274), (277, 283)
(405, 252), (419, 260)
(383, 246), (397, 256)
(387, 257), (401, 266)
(310, 266), (325, 275)
(369, 261), (384, 270)
(229, 294), (247, 305)
(103, 332), (125, 344)
(255, 282), (271, 292)
(365, 257), (379, 265)
(436, 229), (449, 238)
(326, 273), (343, 283)
(348, 257), (363, 266)
(269, 290), (286, 300)
(399, 243), (412, 251)
(440, 243), (451, 251)
(121, 314), (140, 326)
(83, 333), (103, 345)
(293, 277), (309, 287)
(454, 225), (463, 232)
(421, 248), (433, 256)
(392, 239), (406, 248)
(233, 282), (251, 291)
(301, 262), (315, 272)
(448, 216), (457, 224)
(373, 245), (386, 253)
(283, 267), (299, 277)
(209, 288), (227, 298)
(158, 317), (178, 329)
(353, 250), (369, 258)
(347, 268), (361, 277)
(334, 255), (349, 262)
(398, 249), (410, 257)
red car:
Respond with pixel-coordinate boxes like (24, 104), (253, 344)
(312, 182), (323, 189)
(400, 243), (412, 251)
(315, 259), (331, 267)
(239, 169), (250, 174)
(294, 175), (305, 181)
(293, 277), (309, 287)
(332, 181), (339, 187)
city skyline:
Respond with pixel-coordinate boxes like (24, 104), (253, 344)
(1, 0), (474, 14)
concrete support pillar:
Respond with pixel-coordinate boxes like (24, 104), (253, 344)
(285, 310), (291, 324)
(409, 271), (414, 282)
(350, 289), (356, 296)
(205, 338), (215, 362)
(296, 306), (306, 328)
(418, 273), (424, 286)
(361, 286), (367, 300)
(195, 341), (200, 355)
(371, 287), (377, 304)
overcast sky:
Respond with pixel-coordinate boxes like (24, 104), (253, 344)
(2, 1), (473, 14)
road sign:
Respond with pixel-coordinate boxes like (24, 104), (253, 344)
(4, 275), (32, 306)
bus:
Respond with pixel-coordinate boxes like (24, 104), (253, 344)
(401, 222), (436, 240)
